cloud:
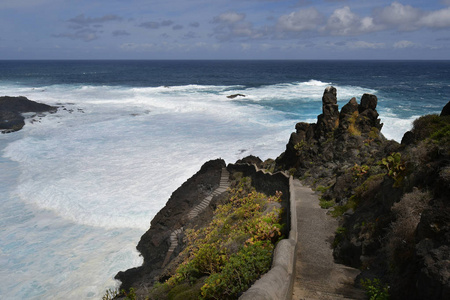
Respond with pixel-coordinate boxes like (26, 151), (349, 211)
(112, 30), (131, 37)
(347, 41), (385, 49)
(139, 20), (180, 30)
(374, 2), (421, 31)
(211, 11), (257, 41)
(53, 13), (124, 42)
(161, 20), (174, 27)
(68, 14), (123, 27)
(139, 21), (160, 29)
(374, 2), (450, 31)
(323, 6), (379, 36)
(120, 42), (155, 51)
(189, 22), (200, 28)
(213, 12), (246, 24)
(53, 28), (99, 42)
(184, 31), (200, 39)
(419, 7), (450, 29)
(276, 7), (323, 33)
(274, 2), (450, 40)
(393, 40), (415, 49)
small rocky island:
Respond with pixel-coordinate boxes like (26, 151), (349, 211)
(113, 86), (449, 300)
(0, 96), (56, 133)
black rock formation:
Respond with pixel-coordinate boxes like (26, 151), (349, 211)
(115, 159), (225, 293)
(0, 96), (56, 132)
(276, 87), (449, 299)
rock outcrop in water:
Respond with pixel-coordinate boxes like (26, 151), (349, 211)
(0, 96), (56, 132)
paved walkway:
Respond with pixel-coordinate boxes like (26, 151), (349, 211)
(292, 180), (366, 300)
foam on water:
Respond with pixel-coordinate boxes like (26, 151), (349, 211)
(0, 78), (414, 299)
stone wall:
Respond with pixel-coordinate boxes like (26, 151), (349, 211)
(239, 175), (297, 300)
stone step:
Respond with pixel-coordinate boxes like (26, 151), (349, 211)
(297, 280), (364, 297)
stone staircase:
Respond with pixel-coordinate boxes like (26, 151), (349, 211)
(161, 167), (230, 268)
(187, 167), (229, 220)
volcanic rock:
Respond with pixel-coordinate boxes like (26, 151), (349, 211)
(0, 96), (56, 132)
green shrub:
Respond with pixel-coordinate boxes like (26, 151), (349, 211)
(121, 288), (137, 300)
(361, 278), (390, 300)
(319, 198), (334, 209)
(379, 152), (406, 187)
(330, 196), (359, 217)
(412, 114), (446, 139)
(352, 164), (370, 181)
(102, 288), (119, 300)
(294, 141), (306, 154)
(156, 178), (283, 299)
(200, 241), (272, 299)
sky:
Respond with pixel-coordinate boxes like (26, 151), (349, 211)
(1, 0), (450, 59)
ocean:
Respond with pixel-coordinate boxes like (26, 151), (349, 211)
(0, 60), (448, 299)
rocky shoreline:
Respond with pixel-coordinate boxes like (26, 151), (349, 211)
(115, 87), (449, 299)
(0, 96), (57, 133)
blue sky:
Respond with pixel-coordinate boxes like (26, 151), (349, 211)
(1, 0), (450, 59)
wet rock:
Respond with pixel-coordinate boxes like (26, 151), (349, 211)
(0, 96), (56, 132)
(227, 94), (246, 99)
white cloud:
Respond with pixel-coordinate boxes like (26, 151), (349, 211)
(276, 7), (323, 32)
(347, 41), (385, 49)
(241, 43), (251, 51)
(213, 12), (246, 24)
(53, 28), (99, 42)
(323, 6), (379, 36)
(374, 2), (421, 31)
(120, 42), (155, 51)
(419, 7), (450, 28)
(211, 11), (261, 41)
(393, 40), (415, 49)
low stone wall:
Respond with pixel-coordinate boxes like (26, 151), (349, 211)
(236, 169), (297, 300)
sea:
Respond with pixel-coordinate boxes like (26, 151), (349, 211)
(0, 60), (448, 299)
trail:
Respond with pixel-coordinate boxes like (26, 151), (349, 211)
(292, 179), (366, 300)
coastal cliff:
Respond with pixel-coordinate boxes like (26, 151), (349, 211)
(115, 87), (450, 300)
(275, 87), (450, 300)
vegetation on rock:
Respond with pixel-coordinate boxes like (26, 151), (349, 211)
(275, 86), (449, 299)
(146, 177), (283, 300)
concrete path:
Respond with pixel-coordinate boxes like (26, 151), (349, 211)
(292, 180), (366, 300)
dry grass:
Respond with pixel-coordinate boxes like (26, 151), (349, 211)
(386, 188), (432, 265)
(348, 111), (361, 136)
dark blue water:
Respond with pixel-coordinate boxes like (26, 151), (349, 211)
(1, 60), (448, 117)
